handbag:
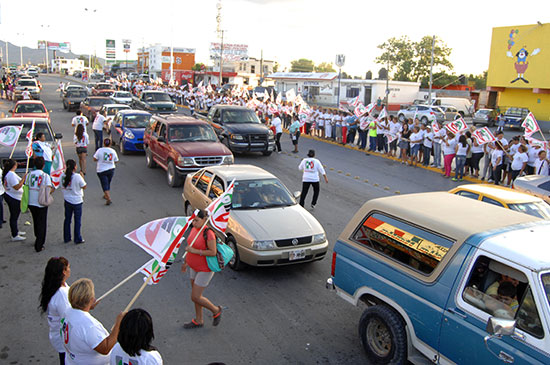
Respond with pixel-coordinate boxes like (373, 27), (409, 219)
(20, 184), (29, 213)
(38, 173), (54, 206)
(203, 228), (234, 272)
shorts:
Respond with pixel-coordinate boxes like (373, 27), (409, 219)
(411, 144), (421, 156)
(292, 132), (301, 145)
(189, 267), (214, 287)
(76, 147), (87, 155)
(97, 168), (115, 192)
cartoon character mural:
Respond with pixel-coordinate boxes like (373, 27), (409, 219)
(506, 29), (540, 84)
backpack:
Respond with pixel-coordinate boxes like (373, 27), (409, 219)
(203, 228), (234, 272)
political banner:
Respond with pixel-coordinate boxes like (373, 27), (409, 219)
(471, 127), (496, 146)
(50, 143), (66, 188)
(431, 121), (440, 134)
(205, 179), (234, 233)
(445, 118), (468, 135)
(209, 43), (248, 62)
(522, 112), (540, 136)
(25, 120), (35, 158)
(349, 96), (360, 107)
(354, 103), (367, 118)
(38, 41), (71, 52)
(285, 89), (296, 103)
(378, 107), (387, 120)
(387, 133), (398, 144)
(0, 125), (22, 147)
(526, 136), (547, 150)
(298, 113), (308, 126)
(365, 103), (376, 115)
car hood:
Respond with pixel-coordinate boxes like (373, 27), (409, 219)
(223, 123), (269, 134)
(230, 204), (324, 240)
(147, 102), (175, 108)
(171, 141), (231, 157)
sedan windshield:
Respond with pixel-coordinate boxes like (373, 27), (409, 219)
(232, 179), (296, 209)
(222, 110), (260, 124)
(168, 125), (217, 142)
(144, 93), (171, 102)
(14, 104), (46, 114)
(508, 202), (550, 220)
(89, 99), (110, 107)
(115, 92), (131, 98)
(67, 91), (87, 98)
(124, 115), (151, 128)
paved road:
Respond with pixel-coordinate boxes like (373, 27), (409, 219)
(0, 75), (518, 364)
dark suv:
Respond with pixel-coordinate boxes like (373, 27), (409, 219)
(143, 115), (234, 187)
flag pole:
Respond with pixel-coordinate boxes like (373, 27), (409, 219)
(8, 124), (24, 159)
(96, 269), (140, 302)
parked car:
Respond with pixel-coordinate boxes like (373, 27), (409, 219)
(110, 91), (133, 105)
(438, 105), (462, 121)
(196, 105), (275, 155)
(0, 118), (62, 172)
(397, 105), (445, 124)
(110, 110), (152, 154)
(63, 89), (88, 111)
(429, 97), (474, 117)
(513, 175), (550, 205)
(72, 70), (82, 78)
(27, 68), (39, 78)
(449, 184), (550, 219)
(473, 108), (498, 127)
(10, 100), (51, 121)
(503, 107), (530, 128)
(183, 165), (329, 270)
(14, 78), (40, 100)
(133, 90), (177, 114)
(80, 96), (112, 121)
(327, 192), (549, 364)
(144, 115), (233, 186)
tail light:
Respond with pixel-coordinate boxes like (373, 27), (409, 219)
(331, 251), (337, 277)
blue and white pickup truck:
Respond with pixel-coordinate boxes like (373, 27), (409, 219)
(327, 192), (550, 364)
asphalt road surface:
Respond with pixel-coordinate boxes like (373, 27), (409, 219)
(0, 75), (522, 364)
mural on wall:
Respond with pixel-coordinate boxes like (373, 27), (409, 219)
(505, 28), (540, 84)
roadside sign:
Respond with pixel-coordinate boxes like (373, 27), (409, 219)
(336, 54), (345, 68)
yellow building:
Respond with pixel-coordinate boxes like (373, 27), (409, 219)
(487, 23), (550, 121)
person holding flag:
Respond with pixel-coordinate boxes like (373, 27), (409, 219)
(32, 133), (54, 175)
(180, 209), (223, 329)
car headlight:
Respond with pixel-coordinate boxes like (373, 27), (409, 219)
(231, 134), (245, 141)
(252, 240), (276, 250)
(312, 233), (326, 244)
(172, 104), (177, 110)
(223, 155), (234, 164)
(124, 130), (135, 140)
(178, 156), (195, 166)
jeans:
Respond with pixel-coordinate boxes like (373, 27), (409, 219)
(299, 181), (320, 207)
(275, 133), (282, 152)
(433, 143), (442, 167)
(4, 194), (20, 237)
(93, 129), (103, 151)
(64, 201), (83, 242)
(29, 205), (48, 251)
(455, 155), (467, 179)
(347, 128), (357, 145)
(444, 154), (455, 177)
(98, 168), (115, 191)
(376, 134), (387, 152)
(493, 164), (504, 184)
(368, 135), (377, 151)
(358, 130), (367, 149)
(423, 146), (432, 165)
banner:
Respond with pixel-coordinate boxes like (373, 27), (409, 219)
(354, 103), (367, 118)
(205, 179), (234, 233)
(378, 107), (387, 120)
(349, 96), (360, 107)
(445, 118), (468, 135)
(209, 43), (248, 62)
(25, 120), (35, 158)
(471, 127), (496, 146)
(38, 41), (71, 52)
(285, 89), (296, 103)
(0, 125), (22, 147)
(298, 113), (308, 126)
(365, 103), (376, 115)
(522, 112), (540, 137)
(431, 121), (440, 134)
(526, 136), (547, 150)
(50, 143), (66, 188)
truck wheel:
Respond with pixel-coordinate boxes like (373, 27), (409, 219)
(226, 236), (244, 271)
(359, 306), (407, 365)
(120, 140), (127, 155)
(167, 161), (183, 187)
(145, 148), (156, 168)
(262, 150), (272, 156)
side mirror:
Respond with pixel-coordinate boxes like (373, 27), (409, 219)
(293, 191), (301, 199)
(54, 133), (63, 140)
(8, 109), (13, 113)
(484, 317), (516, 361)
(212, 117), (220, 124)
(157, 136), (165, 143)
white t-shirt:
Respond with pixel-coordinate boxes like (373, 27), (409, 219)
(409, 132), (423, 147)
(34, 141), (53, 162)
(535, 158), (549, 176)
(456, 143), (469, 156)
(442, 137), (457, 155)
(22, 90), (31, 99)
(72, 116), (89, 132)
(299, 158), (326, 183)
(389, 121), (402, 136)
(491, 150), (504, 166)
(62, 308), (109, 365)
(110, 343), (163, 365)
(471, 140), (484, 153)
(434, 129), (446, 145)
(47, 285), (71, 353)
(511, 152), (528, 171)
(94, 147), (119, 173)
(27, 170), (52, 207)
(423, 131), (434, 148)
(61, 173), (87, 204)
(74, 133), (90, 148)
(528, 146), (540, 167)
(271, 117), (283, 134)
(376, 120), (386, 134)
(4, 170), (23, 200)
(92, 114), (106, 131)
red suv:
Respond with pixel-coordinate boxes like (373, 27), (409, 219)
(144, 115), (234, 187)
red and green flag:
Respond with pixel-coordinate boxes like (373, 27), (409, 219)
(205, 179), (235, 233)
(522, 112), (540, 136)
(0, 125), (22, 147)
(445, 118), (468, 135)
(471, 127), (496, 145)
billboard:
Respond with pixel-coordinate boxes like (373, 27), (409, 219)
(37, 41), (71, 52)
(106, 39), (116, 63)
(487, 24), (550, 89)
(209, 43), (248, 62)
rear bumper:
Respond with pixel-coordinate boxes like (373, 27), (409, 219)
(238, 240), (329, 266)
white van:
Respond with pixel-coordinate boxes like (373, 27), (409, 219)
(429, 97), (473, 117)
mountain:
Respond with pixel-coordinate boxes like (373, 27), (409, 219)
(0, 40), (105, 67)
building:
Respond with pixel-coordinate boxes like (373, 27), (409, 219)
(487, 23), (550, 120)
(137, 44), (195, 84)
(235, 57), (276, 87)
(269, 72), (420, 110)
(51, 58), (84, 74)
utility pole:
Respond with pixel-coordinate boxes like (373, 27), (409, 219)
(260, 49), (263, 85)
(41, 25), (50, 73)
(335, 54), (345, 107)
(428, 35), (435, 105)
(385, 54), (390, 107)
(219, 30), (224, 87)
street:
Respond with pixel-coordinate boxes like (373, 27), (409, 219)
(0, 75), (525, 364)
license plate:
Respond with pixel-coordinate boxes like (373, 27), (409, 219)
(289, 249), (306, 261)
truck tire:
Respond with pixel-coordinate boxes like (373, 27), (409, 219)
(262, 150), (272, 156)
(226, 236), (244, 271)
(145, 148), (157, 168)
(421, 116), (428, 124)
(359, 306), (407, 365)
(167, 160), (183, 187)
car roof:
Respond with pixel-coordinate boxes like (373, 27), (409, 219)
(214, 105), (250, 110)
(204, 164), (276, 181)
(118, 110), (151, 116)
(87, 96), (111, 100)
(143, 90), (167, 93)
(102, 104), (130, 108)
(449, 184), (542, 204)
(152, 115), (209, 125)
(0, 117), (49, 124)
(15, 100), (45, 105)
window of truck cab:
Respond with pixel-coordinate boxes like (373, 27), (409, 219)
(350, 212), (454, 276)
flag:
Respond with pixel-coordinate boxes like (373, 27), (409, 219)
(298, 113), (308, 126)
(138, 240), (181, 285)
(522, 112), (540, 136)
(206, 83), (213, 93)
(349, 95), (360, 107)
(471, 127), (496, 145)
(526, 136), (547, 150)
(354, 103), (367, 118)
(50, 143), (66, 188)
(276, 92), (282, 105)
(270, 89), (274, 101)
(25, 120), (35, 158)
(295, 94), (305, 107)
(338, 102), (348, 113)
(205, 179), (235, 233)
(387, 134), (398, 144)
(268, 103), (278, 115)
(365, 103), (376, 115)
(125, 216), (192, 266)
(285, 88), (296, 103)
(445, 118), (468, 135)
(359, 116), (372, 130)
(431, 121), (440, 134)
(378, 107), (388, 120)
(0, 125), (22, 147)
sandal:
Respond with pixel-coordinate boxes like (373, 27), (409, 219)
(213, 306), (222, 326)
(183, 319), (203, 329)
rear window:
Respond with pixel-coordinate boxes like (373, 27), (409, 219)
(351, 213), (454, 275)
(89, 99), (110, 107)
(18, 80), (37, 87)
(14, 103), (46, 114)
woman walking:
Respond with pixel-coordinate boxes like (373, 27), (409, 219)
(180, 210), (222, 329)
(2, 159), (27, 241)
(27, 157), (54, 252)
(93, 139), (119, 205)
(74, 124), (89, 175)
(289, 117), (301, 153)
(61, 160), (87, 244)
(453, 135), (470, 181)
(39, 257), (71, 364)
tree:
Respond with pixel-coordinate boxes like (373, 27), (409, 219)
(314, 62), (335, 72)
(290, 58), (314, 72)
(365, 71), (373, 80)
(273, 62), (279, 73)
(378, 68), (388, 80)
(412, 36), (453, 82)
(468, 71), (487, 89)
(341, 71), (353, 79)
(192, 63), (205, 71)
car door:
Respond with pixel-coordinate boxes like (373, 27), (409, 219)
(155, 123), (169, 167)
(188, 170), (214, 211)
(209, 108), (224, 135)
(439, 253), (548, 364)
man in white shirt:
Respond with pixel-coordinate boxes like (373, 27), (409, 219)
(270, 113), (283, 153)
(422, 126), (434, 166)
(71, 110), (89, 133)
(92, 110), (107, 151)
(22, 88), (31, 100)
(298, 149), (328, 209)
(376, 117), (388, 154)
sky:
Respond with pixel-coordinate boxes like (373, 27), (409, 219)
(1, 0), (547, 77)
